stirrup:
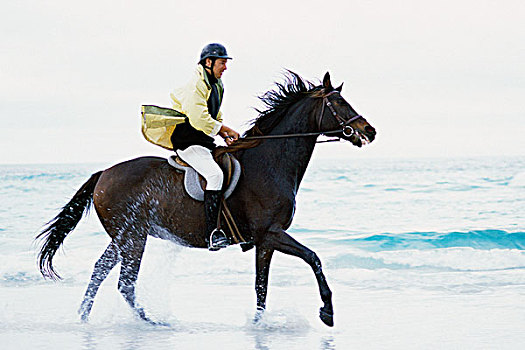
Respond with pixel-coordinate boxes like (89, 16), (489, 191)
(208, 228), (229, 251)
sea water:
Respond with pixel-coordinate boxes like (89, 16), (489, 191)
(0, 156), (524, 349)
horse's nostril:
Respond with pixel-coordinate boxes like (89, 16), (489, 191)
(365, 126), (376, 135)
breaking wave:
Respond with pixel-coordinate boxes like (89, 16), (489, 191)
(340, 229), (525, 251)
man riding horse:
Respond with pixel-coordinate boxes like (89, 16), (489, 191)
(167, 43), (239, 250)
(37, 52), (377, 325)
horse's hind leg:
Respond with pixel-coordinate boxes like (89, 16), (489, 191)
(79, 241), (121, 322)
(117, 232), (153, 323)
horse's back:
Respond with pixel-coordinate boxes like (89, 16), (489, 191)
(103, 156), (167, 178)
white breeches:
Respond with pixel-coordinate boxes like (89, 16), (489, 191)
(176, 145), (224, 191)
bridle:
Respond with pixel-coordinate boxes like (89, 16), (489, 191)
(318, 90), (362, 138)
(240, 90), (363, 142)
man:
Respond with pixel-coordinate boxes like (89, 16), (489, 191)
(170, 43), (240, 251)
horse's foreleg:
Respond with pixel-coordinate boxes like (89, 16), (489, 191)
(254, 246), (274, 322)
(117, 233), (153, 323)
(79, 241), (120, 322)
(267, 226), (334, 327)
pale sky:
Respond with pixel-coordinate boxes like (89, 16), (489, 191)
(1, 0), (524, 165)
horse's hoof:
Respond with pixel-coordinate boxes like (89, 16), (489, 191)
(78, 302), (91, 322)
(253, 309), (264, 324)
(319, 308), (334, 327)
(136, 308), (153, 322)
(139, 315), (166, 326)
(134, 308), (169, 326)
(149, 320), (171, 327)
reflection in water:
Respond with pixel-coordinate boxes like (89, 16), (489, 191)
(253, 332), (270, 350)
(321, 335), (336, 350)
(247, 308), (311, 349)
(121, 330), (147, 350)
(251, 332), (337, 350)
(81, 325), (151, 350)
(82, 330), (97, 350)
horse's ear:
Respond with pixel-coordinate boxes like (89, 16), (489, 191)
(335, 82), (343, 92)
(323, 72), (333, 90)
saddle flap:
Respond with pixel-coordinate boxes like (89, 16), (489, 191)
(167, 153), (241, 202)
(218, 153), (234, 189)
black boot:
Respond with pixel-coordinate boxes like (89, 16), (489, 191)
(204, 190), (229, 251)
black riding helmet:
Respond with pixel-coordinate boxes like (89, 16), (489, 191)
(199, 43), (232, 72)
(199, 43), (232, 62)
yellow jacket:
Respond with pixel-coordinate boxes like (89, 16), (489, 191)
(141, 65), (224, 150)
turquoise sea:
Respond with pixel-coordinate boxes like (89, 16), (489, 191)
(0, 156), (524, 349)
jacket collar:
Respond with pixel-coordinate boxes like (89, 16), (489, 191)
(197, 64), (223, 90)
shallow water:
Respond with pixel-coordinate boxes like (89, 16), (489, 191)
(1, 156), (524, 349)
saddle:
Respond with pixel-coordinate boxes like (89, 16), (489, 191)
(167, 153), (253, 251)
(167, 153), (241, 202)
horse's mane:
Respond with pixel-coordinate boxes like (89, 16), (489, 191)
(215, 71), (323, 157)
(247, 70), (322, 136)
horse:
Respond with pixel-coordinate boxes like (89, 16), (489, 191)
(37, 71), (376, 327)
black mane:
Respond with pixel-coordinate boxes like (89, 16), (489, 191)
(245, 71), (322, 137)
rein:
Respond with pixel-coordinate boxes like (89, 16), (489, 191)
(239, 91), (362, 143)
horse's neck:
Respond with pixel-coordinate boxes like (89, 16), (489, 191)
(242, 102), (318, 194)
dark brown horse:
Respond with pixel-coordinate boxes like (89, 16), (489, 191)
(37, 72), (376, 327)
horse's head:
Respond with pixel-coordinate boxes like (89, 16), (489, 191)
(317, 72), (376, 147)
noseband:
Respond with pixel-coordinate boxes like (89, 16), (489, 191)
(318, 90), (362, 137)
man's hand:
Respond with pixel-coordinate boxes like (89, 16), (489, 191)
(219, 125), (240, 146)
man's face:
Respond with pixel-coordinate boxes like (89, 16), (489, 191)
(208, 58), (228, 79)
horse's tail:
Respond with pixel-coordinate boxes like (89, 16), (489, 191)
(36, 171), (103, 280)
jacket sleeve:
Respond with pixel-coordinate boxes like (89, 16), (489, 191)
(181, 77), (222, 136)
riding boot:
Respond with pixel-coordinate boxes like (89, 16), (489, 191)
(204, 190), (229, 251)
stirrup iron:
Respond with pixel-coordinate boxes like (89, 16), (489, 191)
(208, 228), (229, 251)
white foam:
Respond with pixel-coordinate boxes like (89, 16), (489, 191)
(509, 171), (525, 187)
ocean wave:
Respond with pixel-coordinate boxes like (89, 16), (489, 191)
(326, 247), (525, 272)
(334, 229), (525, 251)
(0, 173), (78, 182)
(1, 272), (47, 287)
